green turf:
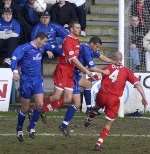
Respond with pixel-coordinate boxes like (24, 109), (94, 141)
(0, 112), (150, 154)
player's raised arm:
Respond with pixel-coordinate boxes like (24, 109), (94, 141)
(71, 57), (92, 77)
(100, 54), (118, 65)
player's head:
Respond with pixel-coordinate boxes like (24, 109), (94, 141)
(113, 52), (122, 63)
(69, 21), (81, 37)
(40, 11), (50, 25)
(89, 36), (102, 51)
(34, 32), (48, 48)
(2, 8), (13, 22)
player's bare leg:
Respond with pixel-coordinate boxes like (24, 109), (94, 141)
(16, 97), (30, 142)
(95, 119), (114, 151)
(27, 94), (44, 139)
(42, 87), (63, 113)
(42, 87), (73, 125)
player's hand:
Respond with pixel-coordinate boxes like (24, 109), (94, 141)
(86, 70), (93, 78)
(102, 69), (110, 75)
(47, 51), (54, 59)
(13, 72), (20, 81)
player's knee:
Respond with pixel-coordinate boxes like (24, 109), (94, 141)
(53, 95), (61, 101)
(21, 103), (30, 113)
(64, 97), (72, 104)
(21, 105), (30, 113)
(74, 102), (81, 109)
(36, 103), (43, 110)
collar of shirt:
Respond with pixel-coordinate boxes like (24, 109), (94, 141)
(30, 41), (38, 49)
(68, 34), (79, 40)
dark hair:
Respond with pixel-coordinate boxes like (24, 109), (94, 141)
(35, 32), (48, 39)
(69, 20), (80, 29)
(89, 36), (102, 45)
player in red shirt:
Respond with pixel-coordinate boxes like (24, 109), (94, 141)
(84, 52), (148, 151)
(42, 21), (95, 113)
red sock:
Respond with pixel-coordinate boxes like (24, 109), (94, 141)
(42, 96), (64, 112)
(42, 96), (52, 112)
(96, 128), (110, 146)
(51, 99), (64, 109)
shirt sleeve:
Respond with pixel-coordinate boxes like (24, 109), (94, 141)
(127, 68), (139, 85)
(12, 20), (21, 35)
(11, 46), (25, 71)
(53, 24), (69, 39)
(83, 47), (95, 68)
(93, 50), (101, 58)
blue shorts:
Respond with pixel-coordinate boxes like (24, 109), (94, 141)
(73, 72), (82, 94)
(20, 75), (44, 99)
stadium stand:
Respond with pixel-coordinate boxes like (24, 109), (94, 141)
(0, 0), (149, 98)
(50, 0), (78, 27)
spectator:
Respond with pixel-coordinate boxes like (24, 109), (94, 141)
(21, 0), (40, 41)
(45, 0), (57, 4)
(131, 0), (145, 25)
(131, 0), (150, 31)
(15, 0), (27, 7)
(0, 0), (21, 19)
(50, 0), (78, 27)
(67, 0), (87, 36)
(45, 0), (57, 10)
(0, 8), (20, 66)
(31, 11), (69, 57)
(143, 30), (150, 71)
(129, 43), (141, 72)
(130, 16), (146, 49)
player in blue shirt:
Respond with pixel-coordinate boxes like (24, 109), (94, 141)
(59, 36), (118, 135)
(11, 32), (49, 142)
(31, 11), (69, 57)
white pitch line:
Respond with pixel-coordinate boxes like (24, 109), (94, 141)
(0, 133), (150, 137)
(130, 116), (150, 120)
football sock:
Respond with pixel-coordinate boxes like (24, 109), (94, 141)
(29, 108), (41, 130)
(84, 89), (92, 111)
(61, 105), (78, 128)
(96, 128), (110, 146)
(16, 111), (26, 131)
(42, 97), (63, 112)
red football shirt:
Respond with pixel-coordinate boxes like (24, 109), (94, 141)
(58, 35), (80, 67)
(99, 64), (139, 97)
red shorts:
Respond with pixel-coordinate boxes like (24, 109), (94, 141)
(53, 64), (74, 90)
(96, 91), (120, 121)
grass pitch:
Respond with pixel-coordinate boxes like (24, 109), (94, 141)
(0, 111), (150, 154)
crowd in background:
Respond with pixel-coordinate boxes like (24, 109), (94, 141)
(1, 0), (150, 72)
(0, 0), (87, 67)
(129, 0), (150, 72)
